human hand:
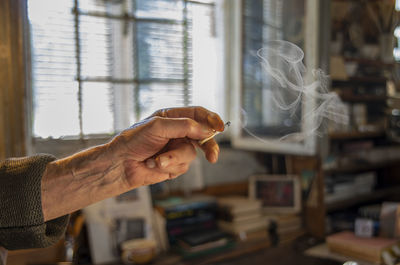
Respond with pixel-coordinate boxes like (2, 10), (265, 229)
(109, 106), (224, 189)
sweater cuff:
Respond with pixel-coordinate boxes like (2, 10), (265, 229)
(0, 215), (69, 250)
(0, 154), (69, 250)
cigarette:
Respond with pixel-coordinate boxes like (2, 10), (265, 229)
(199, 121), (230, 145)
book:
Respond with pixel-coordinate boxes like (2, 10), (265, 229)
(155, 196), (220, 245)
(265, 214), (302, 228)
(236, 227), (270, 242)
(217, 196), (262, 216)
(168, 220), (217, 237)
(218, 218), (267, 234)
(179, 229), (228, 246)
(166, 211), (215, 228)
(327, 231), (399, 264)
(179, 238), (229, 253)
(218, 209), (262, 223)
(176, 240), (236, 259)
(177, 229), (232, 255)
(264, 214), (303, 245)
(265, 214), (302, 234)
(155, 195), (217, 220)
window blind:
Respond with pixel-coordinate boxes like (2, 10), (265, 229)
(28, 0), (216, 139)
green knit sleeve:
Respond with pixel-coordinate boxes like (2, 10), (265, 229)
(0, 154), (69, 250)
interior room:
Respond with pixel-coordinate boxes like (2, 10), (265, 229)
(2, 0), (400, 264)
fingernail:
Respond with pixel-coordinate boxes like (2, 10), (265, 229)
(159, 155), (171, 168)
(207, 114), (223, 131)
(210, 150), (218, 163)
(146, 158), (156, 169)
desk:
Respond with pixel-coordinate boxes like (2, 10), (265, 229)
(150, 240), (342, 265)
(305, 243), (375, 265)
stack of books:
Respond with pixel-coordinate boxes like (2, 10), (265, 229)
(154, 195), (232, 257)
(265, 214), (304, 245)
(217, 196), (269, 242)
(327, 231), (399, 264)
(176, 229), (233, 258)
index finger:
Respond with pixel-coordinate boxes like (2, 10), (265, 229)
(150, 106), (225, 132)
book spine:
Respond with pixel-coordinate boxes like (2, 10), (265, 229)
(164, 201), (217, 215)
(165, 205), (217, 220)
(166, 212), (215, 228)
(167, 220), (217, 244)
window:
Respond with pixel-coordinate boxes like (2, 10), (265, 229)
(28, 0), (220, 139)
(241, 0), (304, 137)
(230, 0), (321, 155)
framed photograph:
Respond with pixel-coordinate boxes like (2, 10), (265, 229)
(249, 175), (301, 214)
(83, 186), (154, 264)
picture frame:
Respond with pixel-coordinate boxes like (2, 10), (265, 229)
(83, 186), (154, 264)
(249, 174), (301, 214)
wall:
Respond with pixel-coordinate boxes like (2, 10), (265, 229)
(167, 146), (268, 192)
(0, 0), (29, 160)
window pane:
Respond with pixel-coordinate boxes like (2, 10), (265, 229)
(113, 84), (135, 131)
(82, 82), (114, 135)
(242, 0), (305, 137)
(135, 0), (184, 21)
(136, 22), (186, 80)
(80, 16), (112, 78)
(29, 0), (80, 138)
(191, 2), (218, 112)
(33, 84), (80, 138)
(139, 83), (187, 119)
(78, 0), (109, 14)
(79, 0), (134, 16)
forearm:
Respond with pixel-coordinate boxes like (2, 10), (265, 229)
(41, 143), (128, 221)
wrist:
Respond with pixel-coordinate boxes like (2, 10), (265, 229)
(41, 143), (127, 221)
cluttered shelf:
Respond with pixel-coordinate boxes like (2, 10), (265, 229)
(328, 130), (386, 140)
(339, 95), (387, 103)
(325, 186), (400, 213)
(332, 76), (387, 85)
(323, 159), (400, 175)
(342, 57), (395, 67)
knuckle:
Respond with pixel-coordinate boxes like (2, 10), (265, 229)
(150, 108), (169, 118)
(193, 105), (205, 112)
(149, 116), (164, 129)
(182, 118), (195, 131)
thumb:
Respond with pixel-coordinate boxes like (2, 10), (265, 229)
(149, 116), (215, 140)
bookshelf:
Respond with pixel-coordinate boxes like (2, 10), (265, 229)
(323, 159), (400, 175)
(325, 186), (400, 213)
(332, 76), (387, 85)
(320, 42), (400, 235)
(328, 130), (385, 140)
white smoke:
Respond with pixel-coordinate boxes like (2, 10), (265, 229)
(241, 40), (349, 142)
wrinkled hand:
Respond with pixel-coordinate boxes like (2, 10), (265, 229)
(109, 106), (224, 189)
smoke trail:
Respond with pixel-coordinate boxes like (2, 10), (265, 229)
(240, 40), (349, 142)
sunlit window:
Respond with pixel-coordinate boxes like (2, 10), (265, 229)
(28, 0), (219, 138)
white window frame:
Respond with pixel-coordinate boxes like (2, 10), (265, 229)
(229, 0), (320, 155)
